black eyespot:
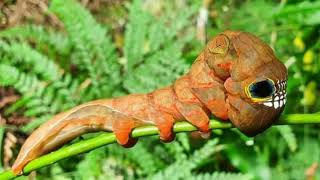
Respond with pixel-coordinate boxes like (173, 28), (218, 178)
(249, 79), (275, 98)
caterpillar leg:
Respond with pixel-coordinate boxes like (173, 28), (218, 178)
(175, 102), (210, 135)
(111, 107), (175, 146)
(112, 114), (137, 148)
(153, 112), (175, 142)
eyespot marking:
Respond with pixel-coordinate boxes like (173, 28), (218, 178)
(247, 79), (275, 100)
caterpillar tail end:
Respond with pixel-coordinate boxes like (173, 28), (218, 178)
(12, 161), (26, 176)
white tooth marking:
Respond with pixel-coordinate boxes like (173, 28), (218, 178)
(280, 95), (284, 99)
(279, 100), (283, 107)
(275, 96), (280, 101)
(263, 102), (273, 107)
(284, 99), (286, 104)
(274, 101), (280, 109)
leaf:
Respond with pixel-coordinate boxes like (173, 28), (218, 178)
(123, 41), (189, 93)
(151, 139), (221, 180)
(189, 172), (254, 180)
(108, 142), (165, 175)
(124, 0), (152, 71)
(50, 0), (120, 99)
(76, 148), (106, 179)
(305, 11), (320, 25)
(276, 126), (297, 152)
(274, 1), (320, 17)
(0, 64), (19, 86)
(271, 138), (320, 180)
(123, 0), (197, 93)
(0, 25), (70, 56)
(0, 41), (60, 81)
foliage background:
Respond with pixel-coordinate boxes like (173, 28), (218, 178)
(0, 0), (319, 179)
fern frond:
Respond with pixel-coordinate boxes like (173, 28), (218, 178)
(148, 2), (199, 45)
(122, 0), (197, 93)
(20, 115), (53, 133)
(276, 126), (297, 152)
(50, 0), (121, 99)
(151, 139), (221, 180)
(123, 40), (190, 93)
(162, 133), (190, 161)
(0, 24), (70, 56)
(0, 64), (19, 86)
(0, 64), (42, 94)
(108, 141), (165, 175)
(1, 69), (81, 131)
(150, 160), (192, 180)
(0, 41), (60, 81)
(272, 138), (320, 179)
(18, 74), (80, 128)
(76, 148), (106, 178)
(189, 172), (254, 180)
(188, 139), (222, 169)
(124, 0), (151, 71)
(76, 147), (136, 180)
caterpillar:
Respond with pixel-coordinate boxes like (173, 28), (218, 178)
(12, 31), (288, 175)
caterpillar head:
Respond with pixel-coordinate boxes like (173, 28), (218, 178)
(211, 31), (288, 136)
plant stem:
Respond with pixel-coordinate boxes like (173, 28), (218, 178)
(0, 113), (320, 179)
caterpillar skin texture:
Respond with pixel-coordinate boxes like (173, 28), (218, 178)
(12, 31), (288, 174)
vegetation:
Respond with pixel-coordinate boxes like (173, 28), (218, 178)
(0, 0), (319, 179)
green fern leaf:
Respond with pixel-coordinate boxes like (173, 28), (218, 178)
(122, 0), (197, 93)
(108, 142), (165, 175)
(124, 0), (151, 71)
(50, 0), (120, 99)
(190, 172), (254, 180)
(21, 114), (53, 133)
(0, 24), (70, 56)
(0, 41), (60, 81)
(123, 40), (190, 93)
(0, 64), (19, 86)
(151, 139), (221, 180)
(276, 126), (298, 152)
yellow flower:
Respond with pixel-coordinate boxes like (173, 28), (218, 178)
(293, 36), (305, 52)
(303, 50), (314, 65)
(302, 81), (317, 106)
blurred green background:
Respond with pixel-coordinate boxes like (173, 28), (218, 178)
(0, 0), (319, 179)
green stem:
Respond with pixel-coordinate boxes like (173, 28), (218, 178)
(0, 113), (320, 179)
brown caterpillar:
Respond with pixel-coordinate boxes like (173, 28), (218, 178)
(12, 31), (288, 175)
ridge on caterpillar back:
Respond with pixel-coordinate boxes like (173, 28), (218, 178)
(11, 31), (287, 175)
